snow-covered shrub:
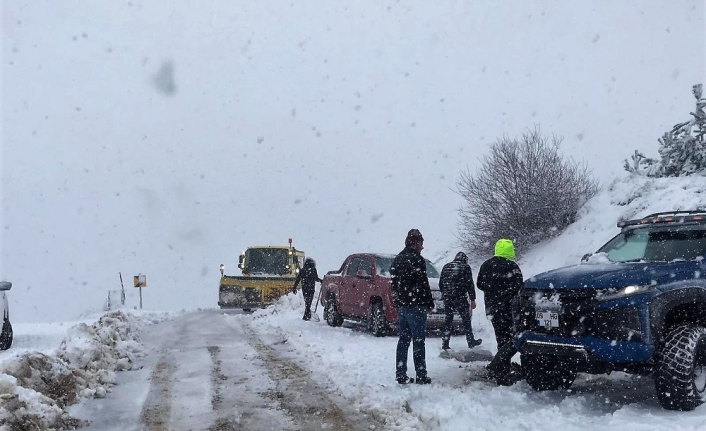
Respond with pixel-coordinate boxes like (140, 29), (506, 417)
(626, 84), (706, 177)
(456, 127), (599, 258)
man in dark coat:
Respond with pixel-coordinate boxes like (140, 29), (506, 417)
(292, 257), (322, 321)
(439, 252), (482, 350)
(390, 229), (435, 385)
(476, 238), (524, 385)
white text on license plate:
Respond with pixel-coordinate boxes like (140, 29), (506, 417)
(536, 311), (559, 329)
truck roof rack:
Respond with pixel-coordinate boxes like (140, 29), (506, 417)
(644, 210), (706, 218)
(617, 210), (706, 228)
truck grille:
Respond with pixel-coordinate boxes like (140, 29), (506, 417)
(514, 288), (642, 341)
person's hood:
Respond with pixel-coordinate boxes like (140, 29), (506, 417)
(494, 239), (515, 260)
(454, 252), (468, 264)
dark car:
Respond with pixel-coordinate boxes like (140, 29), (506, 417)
(514, 211), (706, 410)
(320, 253), (463, 336)
(0, 281), (12, 350)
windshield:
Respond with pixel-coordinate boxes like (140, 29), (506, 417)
(375, 256), (440, 278)
(426, 261), (440, 278)
(597, 227), (706, 262)
(244, 248), (289, 275)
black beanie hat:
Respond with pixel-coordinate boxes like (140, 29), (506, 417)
(405, 229), (424, 246)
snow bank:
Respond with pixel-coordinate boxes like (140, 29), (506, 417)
(0, 310), (171, 431)
(519, 175), (706, 277)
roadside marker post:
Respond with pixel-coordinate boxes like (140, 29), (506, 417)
(134, 274), (146, 309)
(119, 272), (126, 305)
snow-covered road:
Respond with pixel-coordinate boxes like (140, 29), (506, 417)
(70, 309), (385, 431)
(5, 289), (706, 430)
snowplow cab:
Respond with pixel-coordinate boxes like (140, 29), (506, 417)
(218, 240), (305, 310)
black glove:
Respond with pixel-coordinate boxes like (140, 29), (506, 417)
(292, 288), (297, 294)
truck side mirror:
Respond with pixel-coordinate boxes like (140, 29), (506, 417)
(581, 253), (592, 263)
(238, 254), (245, 270)
(293, 256), (299, 266)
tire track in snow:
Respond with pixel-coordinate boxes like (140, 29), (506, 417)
(243, 324), (387, 431)
(207, 345), (225, 410)
(140, 355), (176, 431)
(206, 345), (244, 431)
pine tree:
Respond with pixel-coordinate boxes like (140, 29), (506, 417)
(625, 84), (706, 177)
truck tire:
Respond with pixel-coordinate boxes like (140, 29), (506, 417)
(369, 303), (387, 337)
(325, 297), (343, 327)
(523, 354), (576, 391)
(654, 324), (706, 411)
(0, 320), (12, 351)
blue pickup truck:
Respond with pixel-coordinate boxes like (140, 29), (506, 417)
(513, 211), (706, 411)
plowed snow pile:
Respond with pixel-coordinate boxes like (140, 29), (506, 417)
(0, 310), (171, 431)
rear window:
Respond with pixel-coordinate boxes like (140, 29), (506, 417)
(376, 256), (394, 276)
(375, 256), (440, 278)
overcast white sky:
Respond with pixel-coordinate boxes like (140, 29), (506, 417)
(1, 1), (705, 322)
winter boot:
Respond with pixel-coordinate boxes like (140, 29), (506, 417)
(396, 375), (411, 385)
(467, 338), (483, 348)
(303, 309), (311, 321)
(485, 363), (499, 379)
(486, 362), (514, 386)
(441, 339), (450, 350)
(415, 375), (432, 385)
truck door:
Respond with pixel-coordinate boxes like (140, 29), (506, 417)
(354, 256), (375, 316)
(340, 257), (361, 316)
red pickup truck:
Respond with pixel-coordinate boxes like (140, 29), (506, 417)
(320, 253), (463, 336)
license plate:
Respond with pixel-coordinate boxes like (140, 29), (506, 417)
(428, 314), (446, 321)
(536, 311), (559, 329)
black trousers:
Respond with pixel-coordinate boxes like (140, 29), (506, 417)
(303, 289), (314, 319)
(442, 298), (474, 344)
(488, 306), (517, 371)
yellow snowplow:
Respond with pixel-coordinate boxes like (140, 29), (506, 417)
(218, 239), (305, 310)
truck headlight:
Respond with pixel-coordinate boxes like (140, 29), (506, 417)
(596, 284), (655, 301)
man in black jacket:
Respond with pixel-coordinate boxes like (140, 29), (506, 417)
(439, 252), (482, 350)
(476, 239), (523, 385)
(292, 257), (322, 321)
(391, 229), (435, 385)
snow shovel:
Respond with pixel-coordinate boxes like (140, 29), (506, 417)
(311, 288), (322, 322)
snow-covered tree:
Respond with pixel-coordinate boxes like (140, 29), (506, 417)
(456, 127), (599, 258)
(623, 149), (660, 176)
(626, 84), (706, 177)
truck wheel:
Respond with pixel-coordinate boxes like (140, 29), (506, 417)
(0, 320), (13, 351)
(654, 324), (706, 411)
(523, 354), (576, 391)
(369, 303), (387, 337)
(325, 297), (343, 327)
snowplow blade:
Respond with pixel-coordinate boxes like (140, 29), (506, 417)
(218, 276), (295, 309)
